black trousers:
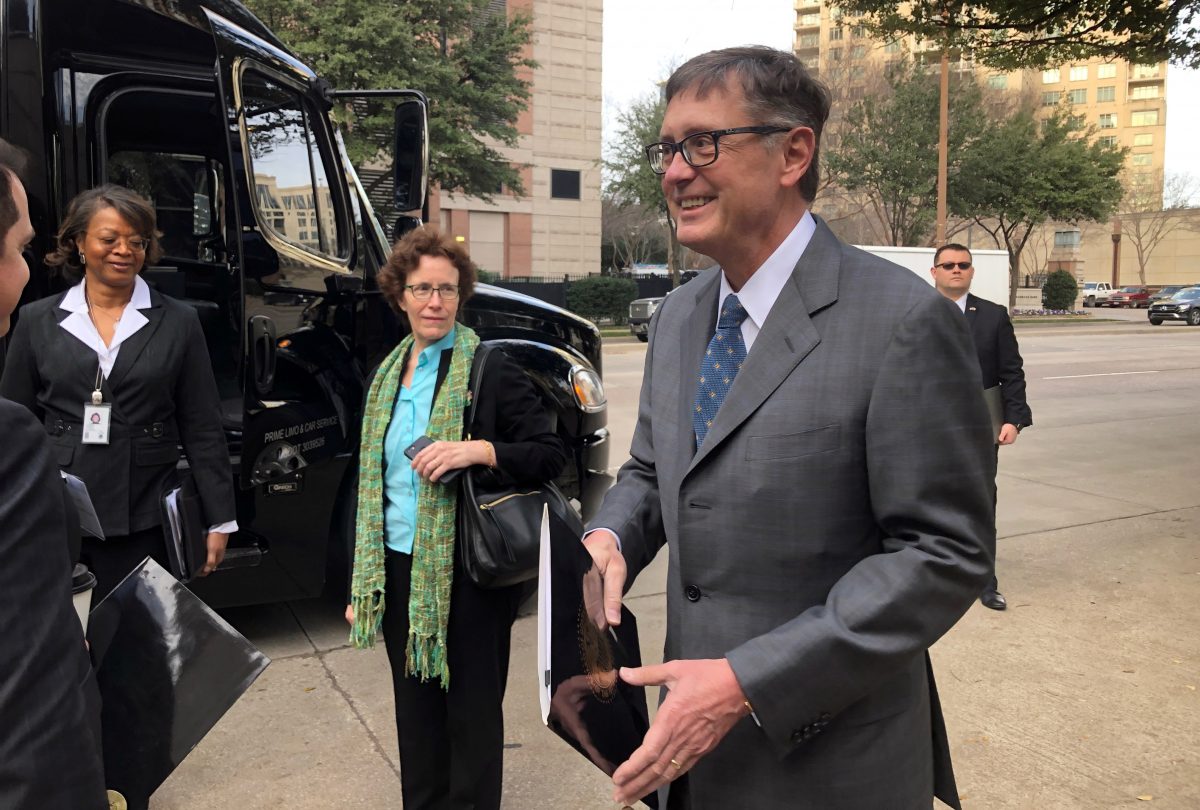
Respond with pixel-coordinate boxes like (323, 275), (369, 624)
(80, 526), (168, 603)
(382, 549), (522, 810)
(988, 444), (1000, 593)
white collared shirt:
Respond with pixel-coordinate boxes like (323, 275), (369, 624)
(949, 293), (968, 314)
(718, 211), (817, 353)
(58, 277), (238, 536)
(58, 276), (152, 378)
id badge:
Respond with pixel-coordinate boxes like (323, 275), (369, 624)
(82, 403), (112, 445)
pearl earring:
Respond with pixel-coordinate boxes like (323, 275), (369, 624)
(78, 251), (86, 263)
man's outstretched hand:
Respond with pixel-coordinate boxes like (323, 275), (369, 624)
(611, 658), (750, 805)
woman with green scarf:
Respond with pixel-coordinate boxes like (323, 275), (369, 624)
(346, 226), (567, 809)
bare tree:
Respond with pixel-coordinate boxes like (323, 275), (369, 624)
(601, 198), (667, 271)
(1119, 171), (1200, 285)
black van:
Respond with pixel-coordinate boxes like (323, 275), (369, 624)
(3, 0), (610, 606)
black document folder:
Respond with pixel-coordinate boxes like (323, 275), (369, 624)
(160, 474), (207, 582)
(537, 507), (658, 809)
(87, 557), (270, 807)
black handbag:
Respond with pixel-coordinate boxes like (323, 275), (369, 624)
(457, 345), (583, 588)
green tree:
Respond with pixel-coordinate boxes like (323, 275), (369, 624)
(832, 0), (1198, 70)
(949, 107), (1125, 307)
(1042, 269), (1079, 311)
(826, 62), (986, 246)
(243, 0), (535, 199)
(603, 93), (685, 284)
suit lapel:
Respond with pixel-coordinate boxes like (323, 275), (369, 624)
(687, 218), (840, 473)
(53, 296), (107, 395)
(106, 289), (166, 391)
(678, 271), (720, 460)
(964, 293), (982, 341)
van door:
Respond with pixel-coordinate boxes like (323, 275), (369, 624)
(203, 9), (361, 600)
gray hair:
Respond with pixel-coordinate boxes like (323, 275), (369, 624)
(665, 46), (831, 202)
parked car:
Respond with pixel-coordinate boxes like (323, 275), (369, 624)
(1107, 286), (1151, 308)
(1080, 281), (1113, 307)
(629, 296), (665, 341)
(1148, 285), (1188, 304)
(1148, 287), (1200, 326)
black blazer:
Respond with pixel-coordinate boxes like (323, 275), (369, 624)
(426, 344), (567, 485)
(0, 288), (236, 535)
(0, 399), (106, 809)
(966, 293), (1033, 429)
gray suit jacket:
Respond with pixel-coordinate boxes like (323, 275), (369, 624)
(590, 218), (995, 809)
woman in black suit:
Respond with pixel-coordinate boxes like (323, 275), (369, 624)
(345, 225), (566, 810)
(0, 184), (236, 599)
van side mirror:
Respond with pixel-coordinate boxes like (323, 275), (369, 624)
(393, 96), (429, 212)
(391, 215), (422, 243)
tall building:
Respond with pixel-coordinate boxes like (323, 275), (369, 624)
(431, 0), (603, 279)
(793, 1), (1169, 204)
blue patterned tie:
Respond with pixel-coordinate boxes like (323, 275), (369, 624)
(694, 294), (749, 447)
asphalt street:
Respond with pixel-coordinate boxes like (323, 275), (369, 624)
(152, 315), (1200, 809)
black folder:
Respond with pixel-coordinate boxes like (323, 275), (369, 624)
(87, 557), (270, 806)
(160, 474), (208, 582)
(538, 507), (658, 809)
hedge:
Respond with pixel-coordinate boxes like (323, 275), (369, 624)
(566, 276), (639, 325)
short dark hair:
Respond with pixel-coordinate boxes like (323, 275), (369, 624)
(665, 46), (832, 202)
(44, 184), (163, 281)
(934, 242), (973, 265)
(378, 225), (477, 315)
(0, 140), (30, 255)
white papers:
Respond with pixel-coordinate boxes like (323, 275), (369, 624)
(536, 504), (552, 724)
(60, 471), (104, 539)
(163, 486), (188, 579)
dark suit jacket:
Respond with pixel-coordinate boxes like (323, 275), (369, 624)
(0, 398), (106, 809)
(0, 288), (235, 535)
(966, 293), (1033, 428)
(589, 217), (995, 809)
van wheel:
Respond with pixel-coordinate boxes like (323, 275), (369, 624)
(1085, 296), (1094, 307)
(1189, 309), (1200, 326)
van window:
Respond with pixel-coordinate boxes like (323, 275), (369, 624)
(241, 69), (348, 262)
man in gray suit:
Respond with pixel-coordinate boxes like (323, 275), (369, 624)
(584, 47), (995, 809)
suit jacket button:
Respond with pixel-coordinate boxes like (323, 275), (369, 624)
(790, 729), (804, 744)
(684, 585), (702, 602)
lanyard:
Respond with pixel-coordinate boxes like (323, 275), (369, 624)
(92, 362), (104, 405)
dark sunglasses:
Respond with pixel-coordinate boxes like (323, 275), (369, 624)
(936, 261), (972, 271)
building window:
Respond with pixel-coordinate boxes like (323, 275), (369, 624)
(884, 40), (901, 54)
(1098, 135), (1118, 148)
(851, 45), (866, 59)
(1130, 85), (1160, 100)
(798, 12), (820, 26)
(550, 169), (581, 200)
(1098, 113), (1117, 129)
(1067, 89), (1087, 104)
(1096, 86), (1116, 102)
(850, 65), (866, 80)
(1131, 154), (1153, 167)
(987, 74), (1008, 89)
(1069, 66), (1088, 81)
(1042, 91), (1061, 106)
(1097, 63), (1117, 79)
(1133, 133), (1153, 147)
(1042, 68), (1061, 84)
(1054, 230), (1081, 248)
(830, 26), (843, 41)
(853, 25), (867, 37)
(1131, 64), (1161, 79)
(1131, 110), (1160, 127)
(827, 47), (842, 62)
(798, 33), (819, 48)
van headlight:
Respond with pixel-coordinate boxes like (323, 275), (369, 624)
(570, 365), (606, 413)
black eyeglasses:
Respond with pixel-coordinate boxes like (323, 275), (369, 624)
(645, 126), (792, 175)
(405, 283), (460, 301)
(936, 261), (972, 271)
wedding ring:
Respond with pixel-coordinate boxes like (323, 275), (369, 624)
(669, 758), (682, 770)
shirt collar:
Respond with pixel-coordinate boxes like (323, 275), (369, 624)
(60, 275), (153, 312)
(949, 292), (968, 313)
(418, 327), (457, 362)
(719, 210), (816, 329)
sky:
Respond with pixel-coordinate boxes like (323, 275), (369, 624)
(601, 0), (1200, 197)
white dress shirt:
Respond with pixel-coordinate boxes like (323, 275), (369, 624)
(58, 277), (238, 535)
(949, 293), (968, 314)
(717, 211), (817, 352)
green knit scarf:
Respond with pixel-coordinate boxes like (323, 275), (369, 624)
(349, 325), (480, 689)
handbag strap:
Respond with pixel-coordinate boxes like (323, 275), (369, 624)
(464, 342), (493, 438)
